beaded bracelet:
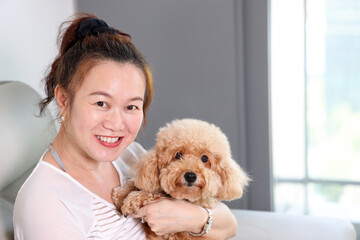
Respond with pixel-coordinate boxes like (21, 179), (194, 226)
(189, 208), (213, 236)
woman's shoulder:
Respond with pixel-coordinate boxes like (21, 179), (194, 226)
(15, 162), (59, 199)
(14, 161), (95, 233)
(117, 142), (146, 163)
(13, 161), (95, 239)
(14, 161), (93, 211)
(113, 142), (147, 181)
(125, 141), (147, 157)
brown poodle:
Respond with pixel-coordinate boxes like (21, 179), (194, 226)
(112, 118), (250, 239)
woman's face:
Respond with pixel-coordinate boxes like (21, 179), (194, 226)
(62, 61), (146, 162)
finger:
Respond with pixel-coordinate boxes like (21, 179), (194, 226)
(132, 198), (165, 218)
(145, 198), (165, 205)
(131, 204), (148, 218)
(154, 231), (165, 236)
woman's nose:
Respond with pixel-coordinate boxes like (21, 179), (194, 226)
(103, 109), (125, 131)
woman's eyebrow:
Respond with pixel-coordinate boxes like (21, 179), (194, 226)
(90, 91), (144, 102)
(89, 91), (112, 98)
(131, 97), (144, 102)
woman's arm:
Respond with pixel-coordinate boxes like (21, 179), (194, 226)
(132, 198), (237, 239)
(201, 202), (237, 239)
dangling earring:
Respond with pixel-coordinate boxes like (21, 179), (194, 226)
(57, 114), (65, 124)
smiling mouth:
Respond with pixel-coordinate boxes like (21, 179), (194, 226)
(96, 135), (121, 143)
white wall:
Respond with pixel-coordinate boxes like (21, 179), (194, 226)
(78, 0), (272, 211)
(79, 0), (249, 209)
(0, 0), (76, 97)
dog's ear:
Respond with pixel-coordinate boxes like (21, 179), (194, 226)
(133, 149), (161, 192)
(215, 157), (250, 201)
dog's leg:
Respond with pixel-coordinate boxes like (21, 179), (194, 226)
(112, 181), (137, 214)
(121, 190), (165, 217)
(144, 227), (169, 240)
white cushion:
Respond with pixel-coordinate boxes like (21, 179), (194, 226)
(0, 81), (56, 240)
(0, 81), (56, 192)
(230, 209), (356, 240)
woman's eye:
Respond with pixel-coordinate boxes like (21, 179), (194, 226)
(96, 101), (107, 107)
(126, 105), (138, 110)
(201, 155), (209, 163)
(175, 152), (183, 160)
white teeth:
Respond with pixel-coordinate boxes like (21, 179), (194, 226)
(97, 135), (120, 143)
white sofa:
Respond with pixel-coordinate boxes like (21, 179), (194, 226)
(0, 81), (56, 239)
(0, 81), (357, 240)
(230, 209), (356, 240)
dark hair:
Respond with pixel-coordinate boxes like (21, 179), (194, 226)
(39, 13), (153, 123)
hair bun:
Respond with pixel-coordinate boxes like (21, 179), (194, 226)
(77, 18), (116, 39)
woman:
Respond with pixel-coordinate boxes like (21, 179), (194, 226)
(13, 13), (237, 239)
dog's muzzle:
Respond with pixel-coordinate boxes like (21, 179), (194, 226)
(184, 172), (197, 186)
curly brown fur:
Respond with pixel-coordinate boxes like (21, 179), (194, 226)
(112, 181), (137, 214)
(112, 118), (250, 239)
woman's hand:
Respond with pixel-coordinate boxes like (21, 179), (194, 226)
(132, 198), (237, 239)
(132, 198), (208, 236)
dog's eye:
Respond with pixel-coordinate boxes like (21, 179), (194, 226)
(175, 152), (183, 160)
(201, 155), (209, 163)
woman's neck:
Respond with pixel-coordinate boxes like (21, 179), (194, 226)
(46, 127), (121, 203)
(52, 127), (106, 174)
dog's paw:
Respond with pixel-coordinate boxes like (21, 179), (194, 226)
(112, 186), (126, 213)
(121, 191), (146, 216)
(112, 181), (137, 213)
(121, 191), (165, 216)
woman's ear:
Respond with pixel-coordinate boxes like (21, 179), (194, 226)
(133, 149), (161, 192)
(215, 157), (250, 201)
(54, 85), (69, 116)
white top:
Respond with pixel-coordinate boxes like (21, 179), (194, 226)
(13, 142), (146, 240)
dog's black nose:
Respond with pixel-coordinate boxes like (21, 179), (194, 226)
(184, 172), (197, 183)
